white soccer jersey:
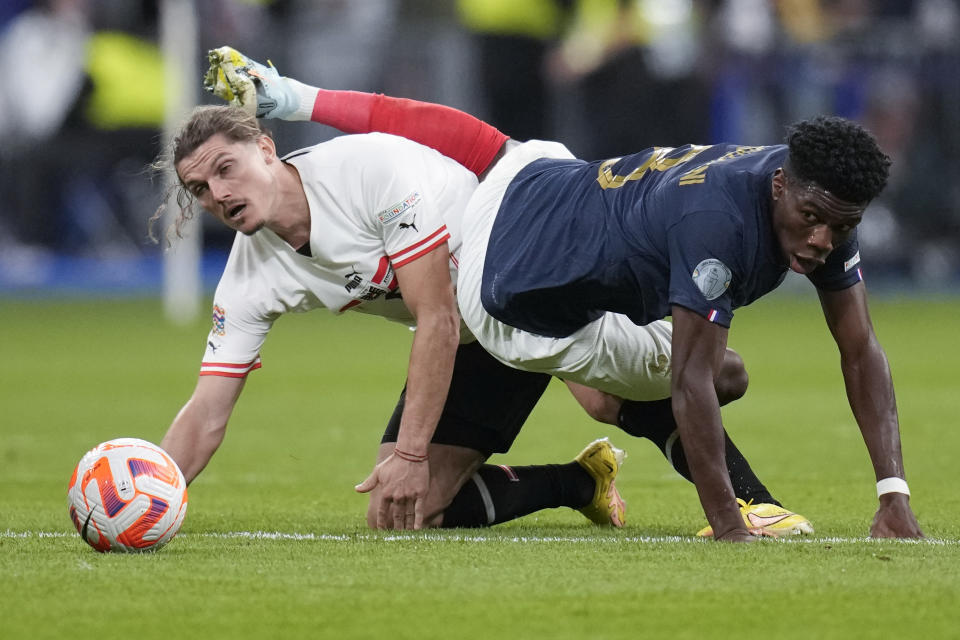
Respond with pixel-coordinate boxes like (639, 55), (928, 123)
(200, 133), (478, 378)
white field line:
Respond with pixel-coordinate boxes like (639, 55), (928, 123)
(2, 529), (958, 545)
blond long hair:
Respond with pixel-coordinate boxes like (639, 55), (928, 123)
(149, 106), (269, 244)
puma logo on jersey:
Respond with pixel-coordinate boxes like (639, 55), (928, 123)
(398, 214), (418, 232)
(344, 271), (364, 293)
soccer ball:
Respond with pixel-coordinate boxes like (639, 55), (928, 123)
(67, 438), (188, 552)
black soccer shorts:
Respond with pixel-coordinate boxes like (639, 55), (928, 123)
(381, 340), (551, 457)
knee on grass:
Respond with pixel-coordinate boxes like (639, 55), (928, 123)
(716, 349), (748, 405)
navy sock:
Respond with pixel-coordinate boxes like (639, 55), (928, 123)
(618, 398), (780, 506)
(441, 462), (594, 527)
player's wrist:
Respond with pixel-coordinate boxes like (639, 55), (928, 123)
(282, 78), (320, 121)
(876, 477), (910, 498)
(393, 446), (428, 463)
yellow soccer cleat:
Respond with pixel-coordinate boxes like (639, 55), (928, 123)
(574, 438), (627, 527)
(696, 498), (814, 537)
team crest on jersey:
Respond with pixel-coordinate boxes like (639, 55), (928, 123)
(212, 304), (227, 336)
(377, 192), (422, 224)
(692, 259), (731, 301)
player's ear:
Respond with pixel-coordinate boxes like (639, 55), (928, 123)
(257, 134), (278, 164)
(771, 168), (786, 201)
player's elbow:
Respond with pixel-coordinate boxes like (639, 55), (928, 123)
(669, 372), (712, 427)
(442, 309), (462, 341)
(182, 421), (227, 484)
(840, 331), (885, 365)
(200, 418), (229, 449)
(422, 307), (461, 347)
(165, 400), (231, 482)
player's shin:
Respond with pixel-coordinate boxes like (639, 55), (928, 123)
(440, 462), (594, 527)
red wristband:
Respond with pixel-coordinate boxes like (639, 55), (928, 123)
(393, 447), (428, 463)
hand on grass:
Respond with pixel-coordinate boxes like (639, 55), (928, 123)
(714, 528), (758, 543)
(355, 454), (429, 530)
(870, 493), (924, 538)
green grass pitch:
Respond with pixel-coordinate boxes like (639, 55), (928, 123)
(2, 289), (959, 639)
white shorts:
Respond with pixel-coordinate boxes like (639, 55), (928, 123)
(458, 140), (673, 401)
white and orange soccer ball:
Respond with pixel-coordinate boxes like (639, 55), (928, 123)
(67, 438), (188, 552)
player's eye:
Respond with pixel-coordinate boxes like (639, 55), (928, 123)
(802, 211), (819, 223)
(192, 184), (207, 197)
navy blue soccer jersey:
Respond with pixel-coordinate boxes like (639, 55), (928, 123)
(480, 144), (863, 338)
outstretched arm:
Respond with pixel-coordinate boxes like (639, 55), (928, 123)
(670, 306), (755, 542)
(205, 46), (507, 177)
(161, 375), (246, 484)
(818, 282), (923, 538)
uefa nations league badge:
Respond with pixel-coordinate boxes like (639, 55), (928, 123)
(692, 259), (731, 300)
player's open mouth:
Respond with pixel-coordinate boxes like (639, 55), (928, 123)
(227, 204), (246, 219)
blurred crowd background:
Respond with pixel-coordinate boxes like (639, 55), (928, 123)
(1, 0), (958, 293)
